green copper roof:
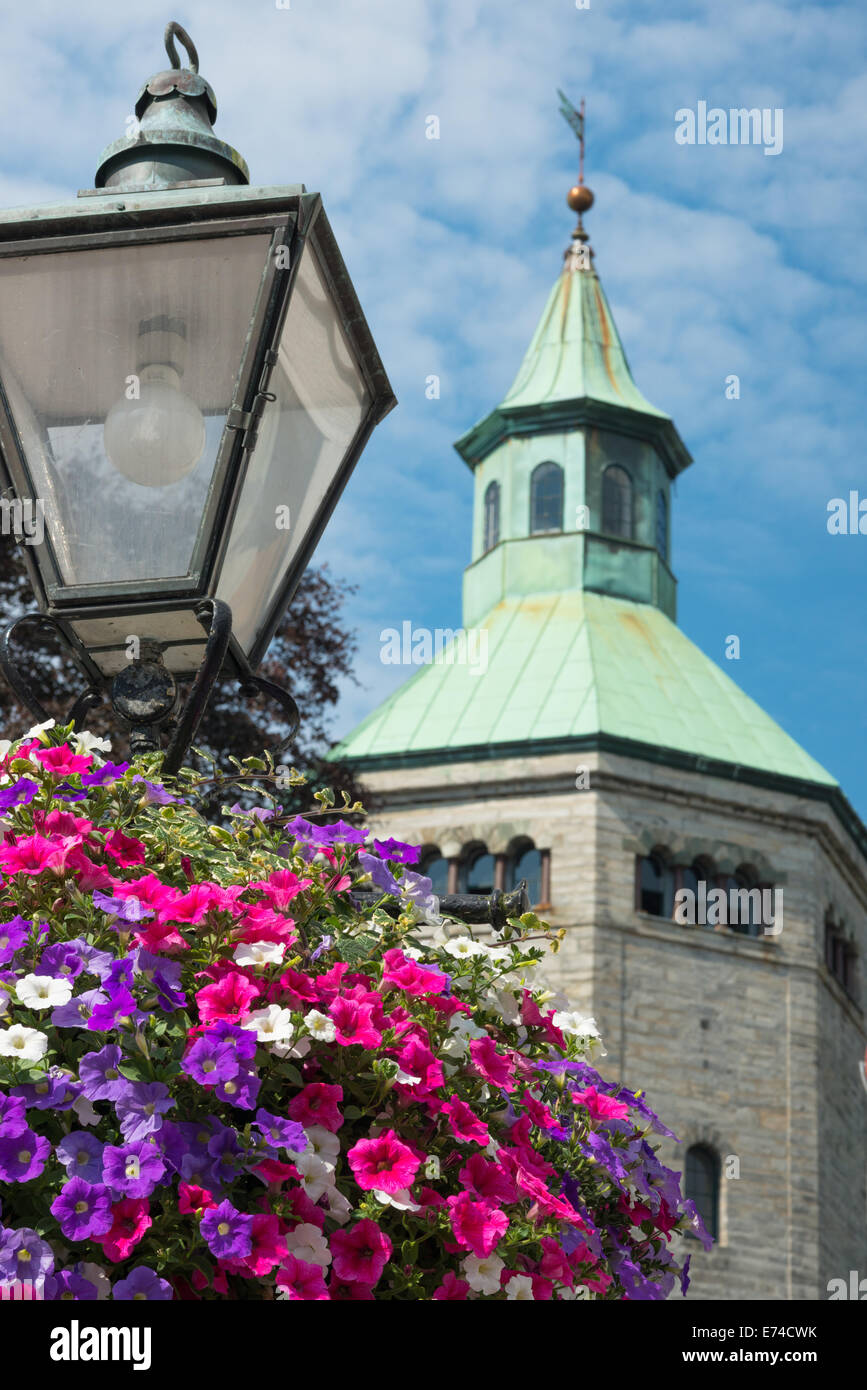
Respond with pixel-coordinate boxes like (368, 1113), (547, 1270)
(499, 254), (668, 417)
(331, 590), (836, 789)
(454, 245), (690, 472)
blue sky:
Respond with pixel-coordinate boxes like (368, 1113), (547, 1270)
(3, 0), (866, 815)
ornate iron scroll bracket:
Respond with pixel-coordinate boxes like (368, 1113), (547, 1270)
(350, 880), (531, 932)
(0, 602), (303, 778)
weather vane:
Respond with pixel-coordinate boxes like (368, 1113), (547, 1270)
(557, 90), (594, 247)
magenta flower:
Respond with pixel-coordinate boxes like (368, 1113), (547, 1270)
(287, 1082), (344, 1133)
(381, 948), (447, 998)
(0, 833), (71, 876)
(442, 1097), (490, 1145)
(571, 1085), (631, 1123)
(469, 1036), (516, 1091)
(330, 1219), (392, 1286)
(276, 1255), (330, 1300)
(50, 1177), (113, 1241)
(432, 1271), (471, 1300)
(33, 745), (93, 777)
(329, 997), (382, 1048)
(446, 1192), (510, 1258)
(347, 1129), (421, 1194)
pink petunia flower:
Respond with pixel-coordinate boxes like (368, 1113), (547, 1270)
(328, 1276), (375, 1300)
(520, 1089), (557, 1130)
(196, 971), (260, 1023)
(97, 1198), (152, 1263)
(232, 1214), (287, 1277)
(381, 948), (447, 998)
(469, 1036), (516, 1091)
(446, 1192), (509, 1257)
(255, 869), (312, 910)
(0, 833), (73, 876)
(433, 1271), (471, 1299)
(329, 997), (382, 1049)
(442, 1097), (489, 1146)
(178, 1184), (217, 1217)
(329, 1219), (392, 1285)
(571, 1085), (630, 1122)
(33, 744), (93, 777)
(347, 1130), (421, 1195)
(458, 1153), (517, 1203)
(288, 1082), (344, 1133)
(276, 1255), (330, 1300)
(103, 829), (147, 867)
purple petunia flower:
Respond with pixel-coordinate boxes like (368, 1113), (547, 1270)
(114, 1081), (174, 1143)
(131, 776), (183, 806)
(0, 1129), (51, 1182)
(112, 1265), (173, 1301)
(135, 949), (186, 1011)
(50, 1178), (113, 1241)
(200, 1200), (253, 1261)
(78, 1044), (127, 1102)
(0, 915), (30, 966)
(254, 1110), (308, 1154)
(284, 815), (368, 847)
(69, 939), (116, 982)
(0, 777), (39, 812)
(80, 761), (130, 788)
(372, 837), (421, 865)
(182, 1035), (241, 1087)
(51, 988), (109, 1030)
(102, 1140), (166, 1198)
(0, 1226), (55, 1281)
(38, 942), (85, 982)
(0, 1091), (27, 1136)
(207, 1125), (243, 1187)
(86, 987), (149, 1033)
(153, 1119), (187, 1175)
(55, 1131), (105, 1184)
(104, 957), (136, 991)
(12, 1069), (80, 1111)
(214, 1069), (260, 1111)
(47, 1268), (99, 1301)
(206, 1019), (258, 1062)
(357, 852), (401, 896)
(310, 934), (333, 962)
(92, 890), (154, 925)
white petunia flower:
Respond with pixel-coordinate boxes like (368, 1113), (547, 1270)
(441, 936), (488, 961)
(16, 974), (74, 1011)
(373, 1187), (421, 1212)
(304, 1125), (340, 1164)
(71, 1094), (100, 1127)
(271, 1035), (311, 1061)
(551, 1010), (602, 1040)
(284, 1222), (332, 1269)
(233, 940), (285, 968)
(24, 719), (55, 742)
(303, 1009), (336, 1043)
(73, 731), (112, 757)
(324, 1185), (352, 1225)
(294, 1150), (335, 1201)
(504, 1274), (535, 1300)
(240, 1004), (295, 1044)
(463, 1253), (505, 1295)
(0, 1024), (49, 1061)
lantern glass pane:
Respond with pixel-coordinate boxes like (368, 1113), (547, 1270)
(0, 233), (272, 588)
(216, 244), (369, 656)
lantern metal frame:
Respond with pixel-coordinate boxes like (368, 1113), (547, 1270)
(0, 23), (395, 767)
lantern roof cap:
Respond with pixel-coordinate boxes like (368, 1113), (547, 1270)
(94, 22), (249, 192)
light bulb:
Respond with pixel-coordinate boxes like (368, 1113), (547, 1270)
(104, 364), (205, 488)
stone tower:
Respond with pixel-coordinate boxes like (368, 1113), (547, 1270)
(332, 173), (867, 1301)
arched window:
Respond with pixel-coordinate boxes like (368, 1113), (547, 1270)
(637, 853), (674, 917)
(508, 843), (542, 906)
(530, 462), (564, 534)
(685, 1145), (720, 1240)
(459, 847), (494, 895)
(729, 866), (762, 937)
(656, 490), (667, 559)
(601, 465), (633, 539)
(420, 851), (449, 898)
(483, 481), (500, 553)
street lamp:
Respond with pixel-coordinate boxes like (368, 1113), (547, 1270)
(0, 22), (395, 772)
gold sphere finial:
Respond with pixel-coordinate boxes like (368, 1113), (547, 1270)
(567, 182), (594, 215)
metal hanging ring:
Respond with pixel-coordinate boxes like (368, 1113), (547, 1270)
(164, 21), (199, 73)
